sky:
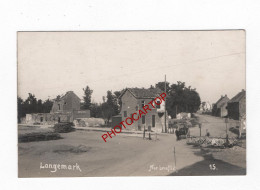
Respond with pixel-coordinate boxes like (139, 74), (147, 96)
(18, 31), (245, 104)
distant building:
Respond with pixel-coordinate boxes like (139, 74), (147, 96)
(25, 91), (90, 125)
(51, 91), (81, 113)
(227, 89), (246, 120)
(212, 95), (230, 117)
(117, 88), (168, 132)
(199, 101), (212, 113)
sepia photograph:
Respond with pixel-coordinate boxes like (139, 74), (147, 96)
(17, 30), (246, 177)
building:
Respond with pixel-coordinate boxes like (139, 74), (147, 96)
(117, 88), (168, 132)
(227, 89), (246, 120)
(199, 101), (212, 114)
(51, 91), (81, 113)
(25, 91), (90, 125)
(212, 95), (230, 117)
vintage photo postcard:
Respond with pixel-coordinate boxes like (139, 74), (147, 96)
(17, 31), (246, 177)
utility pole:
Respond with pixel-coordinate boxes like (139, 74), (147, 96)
(174, 146), (176, 170)
(175, 105), (178, 118)
(164, 74), (167, 133)
(199, 123), (202, 137)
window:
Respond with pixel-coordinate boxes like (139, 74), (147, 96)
(135, 106), (138, 111)
(156, 101), (161, 109)
(142, 116), (145, 124)
(124, 111), (127, 117)
(58, 104), (61, 110)
(40, 117), (43, 122)
(141, 100), (145, 107)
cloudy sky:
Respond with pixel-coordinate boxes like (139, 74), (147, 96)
(18, 31), (245, 104)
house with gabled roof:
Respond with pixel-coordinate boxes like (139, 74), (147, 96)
(212, 95), (230, 117)
(227, 89), (246, 120)
(117, 88), (168, 132)
(51, 91), (81, 113)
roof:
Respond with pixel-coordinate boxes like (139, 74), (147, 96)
(119, 88), (163, 99)
(215, 95), (230, 108)
(229, 90), (246, 103)
(55, 91), (80, 101)
(219, 101), (228, 108)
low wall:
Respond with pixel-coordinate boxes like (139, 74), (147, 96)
(73, 110), (90, 119)
(73, 118), (105, 127)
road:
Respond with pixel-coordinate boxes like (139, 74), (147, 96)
(189, 114), (238, 138)
(19, 130), (206, 177)
(18, 115), (245, 177)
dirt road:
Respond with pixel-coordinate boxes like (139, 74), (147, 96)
(18, 116), (246, 177)
(190, 114), (238, 138)
(19, 130), (204, 177)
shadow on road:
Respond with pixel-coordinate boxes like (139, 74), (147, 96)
(169, 147), (246, 176)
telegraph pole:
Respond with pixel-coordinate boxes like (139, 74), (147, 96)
(165, 75), (167, 133)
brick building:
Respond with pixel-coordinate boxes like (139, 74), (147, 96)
(227, 89), (246, 120)
(51, 91), (81, 113)
(117, 88), (168, 132)
(25, 91), (90, 124)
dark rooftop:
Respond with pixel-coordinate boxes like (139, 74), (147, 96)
(229, 90), (246, 103)
(120, 88), (163, 99)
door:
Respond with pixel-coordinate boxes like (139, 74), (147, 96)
(152, 115), (155, 127)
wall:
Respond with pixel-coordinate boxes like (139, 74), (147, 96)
(74, 118), (105, 127)
(228, 96), (246, 120)
(73, 110), (90, 119)
(120, 90), (138, 130)
(137, 98), (154, 131)
(111, 116), (122, 128)
(220, 102), (228, 117)
(239, 96), (246, 118)
(227, 102), (239, 120)
(212, 96), (229, 117)
(25, 113), (71, 125)
(51, 91), (80, 113)
(120, 92), (167, 132)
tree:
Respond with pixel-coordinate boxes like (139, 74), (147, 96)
(155, 81), (201, 118)
(101, 102), (111, 124)
(107, 90), (120, 116)
(82, 86), (93, 110)
(17, 94), (54, 123)
(155, 81), (170, 93)
(90, 103), (103, 118)
(37, 99), (43, 113)
(24, 93), (38, 114)
(17, 97), (24, 122)
(114, 89), (124, 111)
(42, 99), (53, 113)
(100, 90), (120, 124)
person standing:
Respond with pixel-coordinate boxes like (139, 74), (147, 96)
(175, 126), (180, 140)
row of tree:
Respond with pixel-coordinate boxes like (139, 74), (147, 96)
(17, 93), (53, 122)
(81, 86), (121, 123)
(17, 81), (201, 123)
